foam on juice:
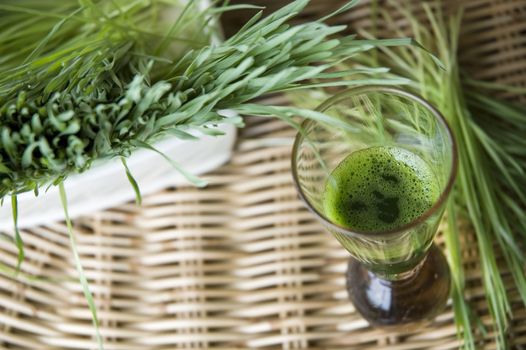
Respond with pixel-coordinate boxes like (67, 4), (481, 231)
(323, 146), (440, 232)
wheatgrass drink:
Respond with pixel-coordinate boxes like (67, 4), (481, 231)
(323, 146), (439, 233)
(292, 86), (457, 327)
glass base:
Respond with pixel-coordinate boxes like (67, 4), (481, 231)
(346, 244), (450, 330)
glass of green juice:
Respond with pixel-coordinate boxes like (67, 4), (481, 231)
(292, 86), (457, 328)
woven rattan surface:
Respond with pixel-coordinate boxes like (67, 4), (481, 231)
(1, 0), (526, 349)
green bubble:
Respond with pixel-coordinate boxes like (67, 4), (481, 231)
(322, 146), (440, 232)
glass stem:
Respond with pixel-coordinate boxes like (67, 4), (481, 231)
(376, 253), (430, 282)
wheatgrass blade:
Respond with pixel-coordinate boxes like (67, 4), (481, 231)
(59, 182), (103, 350)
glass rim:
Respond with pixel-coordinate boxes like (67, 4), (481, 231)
(291, 85), (458, 237)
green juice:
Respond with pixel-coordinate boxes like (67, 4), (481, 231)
(323, 146), (440, 232)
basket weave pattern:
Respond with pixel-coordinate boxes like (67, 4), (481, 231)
(1, 0), (526, 349)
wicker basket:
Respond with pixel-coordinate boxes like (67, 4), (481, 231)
(1, 0), (525, 349)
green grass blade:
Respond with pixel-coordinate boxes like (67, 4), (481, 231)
(233, 103), (360, 133)
(22, 6), (83, 64)
(133, 140), (207, 187)
(58, 182), (104, 350)
(121, 157), (142, 205)
(10, 194), (24, 272)
(317, 0), (360, 22)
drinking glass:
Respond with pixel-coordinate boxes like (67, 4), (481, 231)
(291, 86), (457, 328)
